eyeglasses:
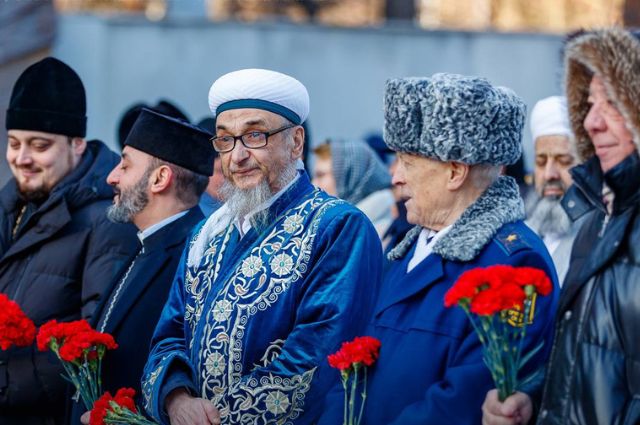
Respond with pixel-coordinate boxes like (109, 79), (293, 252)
(211, 124), (295, 153)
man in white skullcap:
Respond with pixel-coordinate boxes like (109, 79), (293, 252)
(525, 96), (578, 283)
(142, 69), (382, 425)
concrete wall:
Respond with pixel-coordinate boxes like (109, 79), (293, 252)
(51, 16), (565, 169)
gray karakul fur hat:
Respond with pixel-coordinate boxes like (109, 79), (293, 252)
(564, 27), (640, 162)
(384, 73), (525, 166)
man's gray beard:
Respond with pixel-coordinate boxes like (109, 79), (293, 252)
(220, 161), (298, 230)
(106, 172), (150, 223)
(527, 195), (572, 238)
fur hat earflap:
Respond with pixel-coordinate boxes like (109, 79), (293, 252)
(564, 27), (640, 162)
(383, 73), (525, 166)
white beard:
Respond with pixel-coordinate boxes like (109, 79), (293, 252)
(219, 161), (298, 230)
(527, 195), (572, 238)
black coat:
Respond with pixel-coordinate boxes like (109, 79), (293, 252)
(68, 206), (204, 422)
(538, 154), (640, 425)
(0, 141), (139, 425)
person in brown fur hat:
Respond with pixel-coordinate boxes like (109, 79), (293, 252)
(482, 27), (640, 425)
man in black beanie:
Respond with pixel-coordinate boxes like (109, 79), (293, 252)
(0, 57), (138, 425)
(75, 108), (215, 424)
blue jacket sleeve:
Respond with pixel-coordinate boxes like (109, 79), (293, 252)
(141, 243), (197, 424)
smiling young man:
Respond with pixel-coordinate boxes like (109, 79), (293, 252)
(482, 28), (640, 425)
(141, 69), (382, 425)
(0, 57), (138, 425)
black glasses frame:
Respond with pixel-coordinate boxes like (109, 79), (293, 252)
(211, 124), (295, 153)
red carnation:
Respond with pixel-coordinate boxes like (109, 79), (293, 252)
(444, 267), (496, 307)
(328, 349), (353, 371)
(113, 388), (137, 413)
(328, 336), (381, 371)
(470, 283), (525, 316)
(513, 267), (553, 296)
(90, 388), (151, 425)
(0, 294), (36, 350)
(90, 390), (113, 425)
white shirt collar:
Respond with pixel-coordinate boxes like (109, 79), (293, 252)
(407, 225), (453, 273)
(137, 210), (189, 244)
(233, 173), (300, 238)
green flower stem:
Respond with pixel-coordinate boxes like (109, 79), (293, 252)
(341, 371), (349, 425)
(349, 365), (359, 425)
(357, 367), (368, 425)
(105, 403), (158, 425)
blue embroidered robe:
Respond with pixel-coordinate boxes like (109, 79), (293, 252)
(142, 173), (382, 424)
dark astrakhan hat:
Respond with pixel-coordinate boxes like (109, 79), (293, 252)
(384, 73), (525, 166)
(6, 57), (87, 137)
(125, 108), (215, 176)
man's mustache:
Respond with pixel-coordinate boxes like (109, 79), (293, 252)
(541, 180), (566, 194)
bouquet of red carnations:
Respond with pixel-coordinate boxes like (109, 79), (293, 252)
(0, 293), (36, 350)
(328, 336), (381, 425)
(37, 319), (118, 410)
(90, 388), (156, 425)
(444, 265), (553, 401)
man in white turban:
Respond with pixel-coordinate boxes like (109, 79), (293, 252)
(141, 69), (382, 425)
(526, 96), (578, 283)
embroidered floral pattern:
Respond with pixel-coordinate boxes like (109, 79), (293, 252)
(241, 256), (263, 278)
(205, 353), (226, 377)
(158, 188), (342, 424)
(265, 391), (290, 415)
(283, 214), (304, 234)
(270, 253), (294, 277)
(213, 300), (233, 322)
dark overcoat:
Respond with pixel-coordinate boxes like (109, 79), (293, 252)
(0, 140), (138, 425)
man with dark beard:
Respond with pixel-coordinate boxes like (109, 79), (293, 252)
(525, 96), (577, 283)
(142, 69), (382, 425)
(77, 108), (214, 424)
(0, 57), (138, 425)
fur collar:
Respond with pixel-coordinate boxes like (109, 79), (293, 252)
(565, 28), (640, 162)
(388, 176), (524, 262)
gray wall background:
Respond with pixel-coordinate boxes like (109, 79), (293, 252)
(3, 15), (567, 185)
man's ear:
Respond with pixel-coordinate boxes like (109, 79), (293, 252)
(149, 164), (173, 194)
(71, 137), (87, 156)
(291, 126), (305, 160)
(446, 161), (470, 190)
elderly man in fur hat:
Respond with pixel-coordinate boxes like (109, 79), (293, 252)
(482, 28), (640, 425)
(357, 73), (559, 425)
(141, 69), (382, 425)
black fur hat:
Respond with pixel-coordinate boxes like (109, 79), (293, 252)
(6, 57), (86, 137)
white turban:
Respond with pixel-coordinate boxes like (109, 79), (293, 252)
(530, 96), (571, 142)
(208, 68), (310, 124)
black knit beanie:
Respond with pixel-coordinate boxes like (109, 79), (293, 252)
(6, 57), (87, 137)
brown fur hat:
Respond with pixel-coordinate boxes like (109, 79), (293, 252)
(564, 28), (640, 162)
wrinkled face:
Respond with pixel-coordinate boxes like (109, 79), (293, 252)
(584, 76), (636, 173)
(534, 135), (575, 198)
(106, 146), (152, 223)
(215, 109), (302, 192)
(312, 156), (337, 196)
(6, 130), (85, 201)
(392, 152), (451, 228)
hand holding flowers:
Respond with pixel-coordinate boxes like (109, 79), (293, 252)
(444, 265), (553, 401)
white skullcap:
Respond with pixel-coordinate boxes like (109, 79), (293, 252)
(208, 68), (310, 125)
(530, 96), (571, 142)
